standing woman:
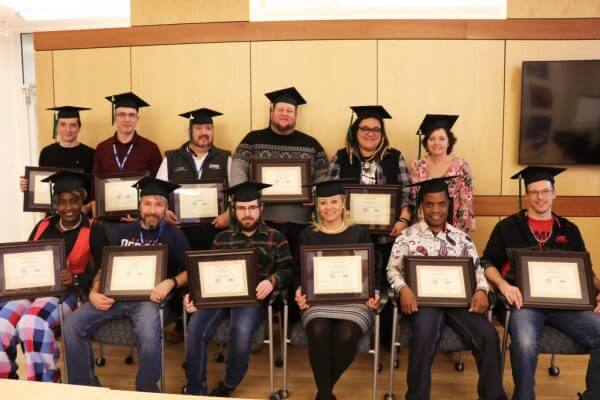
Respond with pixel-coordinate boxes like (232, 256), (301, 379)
(411, 114), (475, 233)
(0, 171), (107, 381)
(295, 179), (380, 400)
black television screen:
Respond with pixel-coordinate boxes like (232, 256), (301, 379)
(519, 59), (600, 165)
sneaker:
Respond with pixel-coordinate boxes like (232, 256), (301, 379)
(208, 381), (235, 397)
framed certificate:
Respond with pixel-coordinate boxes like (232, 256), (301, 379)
(301, 243), (374, 304)
(344, 184), (401, 234)
(0, 239), (66, 300)
(187, 248), (259, 308)
(170, 180), (226, 226)
(251, 158), (311, 203)
(23, 166), (83, 212)
(95, 172), (148, 220)
(98, 245), (168, 301)
(515, 250), (595, 310)
(405, 256), (476, 308)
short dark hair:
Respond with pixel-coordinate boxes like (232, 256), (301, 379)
(347, 116), (390, 160)
(421, 127), (457, 155)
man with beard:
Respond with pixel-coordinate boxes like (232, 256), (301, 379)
(182, 181), (293, 397)
(230, 87), (328, 322)
(156, 107), (231, 249)
(62, 177), (190, 392)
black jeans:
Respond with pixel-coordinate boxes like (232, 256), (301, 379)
(405, 307), (506, 400)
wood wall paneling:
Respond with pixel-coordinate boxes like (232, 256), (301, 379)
(502, 40), (600, 196)
(378, 40), (505, 195)
(571, 217), (600, 275)
(130, 0), (249, 26)
(52, 47), (131, 148)
(250, 40), (378, 156)
(508, 0), (600, 19)
(34, 51), (55, 150)
(131, 42), (251, 153)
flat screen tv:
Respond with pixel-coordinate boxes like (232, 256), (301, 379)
(519, 59), (600, 165)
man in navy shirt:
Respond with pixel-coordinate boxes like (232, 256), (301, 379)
(63, 177), (190, 392)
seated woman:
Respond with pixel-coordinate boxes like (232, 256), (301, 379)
(0, 171), (107, 381)
(411, 114), (475, 233)
(295, 178), (380, 400)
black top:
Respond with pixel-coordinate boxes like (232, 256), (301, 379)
(28, 216), (108, 292)
(39, 142), (95, 174)
(299, 224), (371, 246)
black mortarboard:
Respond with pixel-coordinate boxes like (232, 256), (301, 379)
(47, 106), (91, 138)
(408, 176), (458, 205)
(105, 92), (150, 125)
(42, 171), (90, 194)
(179, 108), (223, 126)
(265, 87), (306, 106)
(511, 166), (566, 209)
(223, 181), (271, 202)
(132, 177), (180, 199)
(304, 178), (357, 198)
(350, 105), (392, 120)
(417, 114), (459, 136)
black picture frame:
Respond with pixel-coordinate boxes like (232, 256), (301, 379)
(0, 239), (66, 300)
(405, 256), (476, 308)
(251, 158), (312, 203)
(301, 243), (374, 305)
(23, 166), (83, 212)
(343, 184), (401, 234)
(170, 179), (227, 226)
(95, 171), (148, 220)
(515, 249), (595, 310)
(98, 245), (168, 301)
(186, 248), (259, 308)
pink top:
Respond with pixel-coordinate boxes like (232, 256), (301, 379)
(411, 156), (475, 233)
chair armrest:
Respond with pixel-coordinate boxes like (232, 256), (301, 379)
(387, 287), (398, 307)
(159, 290), (175, 309)
(375, 290), (388, 315)
(269, 288), (282, 306)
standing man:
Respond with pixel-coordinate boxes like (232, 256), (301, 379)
(183, 181), (293, 397)
(230, 87), (328, 320)
(387, 177), (505, 400)
(63, 177), (190, 392)
(482, 166), (600, 400)
(156, 107), (231, 250)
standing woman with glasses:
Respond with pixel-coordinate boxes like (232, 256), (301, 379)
(411, 114), (475, 233)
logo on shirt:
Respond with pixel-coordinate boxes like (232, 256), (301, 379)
(208, 164), (221, 170)
(555, 235), (567, 243)
(175, 167), (188, 172)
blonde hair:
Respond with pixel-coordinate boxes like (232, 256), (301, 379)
(311, 196), (354, 232)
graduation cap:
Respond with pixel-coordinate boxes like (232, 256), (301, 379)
(304, 178), (357, 198)
(223, 181), (271, 202)
(265, 87), (306, 107)
(42, 170), (90, 199)
(347, 105), (392, 143)
(132, 176), (180, 199)
(510, 166), (566, 209)
(105, 92), (150, 125)
(179, 108), (223, 126)
(415, 114), (459, 158)
(47, 106), (91, 139)
(408, 176), (458, 205)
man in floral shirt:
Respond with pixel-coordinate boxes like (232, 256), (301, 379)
(387, 177), (505, 400)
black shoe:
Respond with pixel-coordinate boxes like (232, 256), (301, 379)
(209, 381), (235, 397)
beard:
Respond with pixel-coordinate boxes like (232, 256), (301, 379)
(193, 135), (212, 149)
(141, 213), (163, 230)
(238, 216), (260, 232)
(271, 119), (296, 133)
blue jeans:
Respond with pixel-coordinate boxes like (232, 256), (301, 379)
(62, 301), (163, 392)
(184, 305), (267, 395)
(509, 308), (600, 400)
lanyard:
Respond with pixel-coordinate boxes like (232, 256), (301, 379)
(113, 143), (134, 172)
(139, 221), (166, 244)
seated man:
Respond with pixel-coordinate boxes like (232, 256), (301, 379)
(183, 181), (293, 397)
(62, 177), (190, 392)
(482, 166), (600, 400)
(387, 177), (505, 400)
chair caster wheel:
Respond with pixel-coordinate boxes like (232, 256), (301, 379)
(454, 362), (464, 372)
(124, 354), (134, 364)
(278, 389), (289, 398)
(214, 352), (225, 363)
(181, 361), (186, 369)
(393, 359), (399, 369)
(95, 357), (105, 367)
(269, 393), (281, 400)
(377, 363), (383, 373)
(275, 357), (283, 368)
(384, 394), (396, 400)
(548, 366), (560, 376)
(181, 385), (187, 394)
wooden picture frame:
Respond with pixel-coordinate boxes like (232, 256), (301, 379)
(251, 158), (311, 203)
(95, 171), (148, 220)
(170, 179), (226, 226)
(23, 166), (83, 212)
(343, 184), (401, 234)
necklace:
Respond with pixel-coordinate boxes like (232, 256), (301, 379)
(59, 215), (83, 231)
(320, 223), (346, 234)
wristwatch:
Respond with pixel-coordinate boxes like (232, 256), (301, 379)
(398, 217), (410, 225)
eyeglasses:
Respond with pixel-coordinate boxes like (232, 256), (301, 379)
(235, 205), (260, 213)
(358, 126), (382, 135)
(526, 189), (553, 198)
(115, 112), (138, 119)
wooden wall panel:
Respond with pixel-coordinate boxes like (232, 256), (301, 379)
(51, 47), (131, 149)
(34, 51), (55, 149)
(502, 40), (600, 196)
(250, 40), (377, 156)
(470, 216), (500, 255)
(508, 0), (600, 19)
(131, 0), (249, 26)
(571, 217), (600, 275)
(131, 42), (251, 154)
(378, 40), (505, 195)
